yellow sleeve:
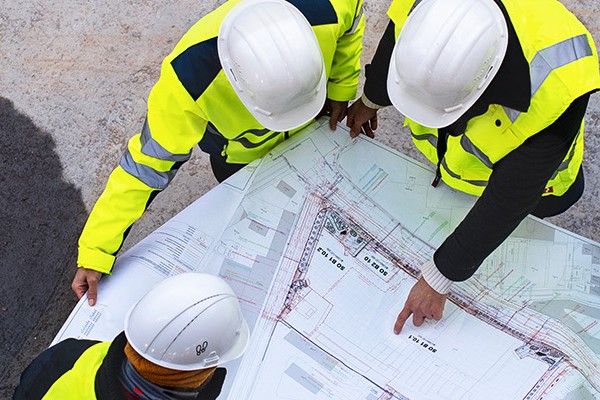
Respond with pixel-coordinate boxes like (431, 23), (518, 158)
(77, 30), (213, 273)
(326, 0), (365, 101)
(387, 0), (418, 38)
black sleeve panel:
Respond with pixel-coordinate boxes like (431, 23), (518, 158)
(363, 20), (395, 107)
(13, 339), (100, 400)
(434, 93), (591, 281)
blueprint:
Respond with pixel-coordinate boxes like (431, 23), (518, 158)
(54, 119), (600, 399)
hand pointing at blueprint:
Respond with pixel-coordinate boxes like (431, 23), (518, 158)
(394, 277), (446, 334)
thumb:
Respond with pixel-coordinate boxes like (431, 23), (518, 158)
(84, 271), (101, 307)
(87, 278), (98, 307)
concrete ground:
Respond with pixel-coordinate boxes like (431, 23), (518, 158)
(0, 0), (598, 397)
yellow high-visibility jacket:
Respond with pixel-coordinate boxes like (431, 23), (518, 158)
(39, 342), (111, 399)
(389, 0), (600, 197)
(13, 333), (226, 400)
(78, 0), (365, 273)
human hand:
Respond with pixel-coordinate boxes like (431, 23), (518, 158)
(318, 99), (349, 130)
(71, 267), (102, 306)
(346, 98), (378, 138)
(394, 277), (447, 334)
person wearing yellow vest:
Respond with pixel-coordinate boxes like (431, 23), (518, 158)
(346, 0), (600, 333)
(72, 0), (365, 306)
(15, 273), (249, 400)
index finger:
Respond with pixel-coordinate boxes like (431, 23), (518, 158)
(329, 109), (345, 131)
(394, 306), (412, 334)
(347, 119), (362, 138)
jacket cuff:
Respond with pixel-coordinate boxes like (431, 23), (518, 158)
(420, 259), (453, 294)
(77, 247), (115, 275)
(326, 81), (358, 103)
(361, 93), (386, 110)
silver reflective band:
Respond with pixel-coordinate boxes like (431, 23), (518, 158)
(503, 106), (520, 122)
(120, 149), (177, 190)
(345, 3), (363, 35)
(550, 125), (581, 180)
(408, 0), (423, 15)
(411, 131), (438, 148)
(531, 34), (592, 95)
(505, 34), (593, 122)
(460, 135), (494, 169)
(141, 119), (192, 163)
(441, 157), (488, 187)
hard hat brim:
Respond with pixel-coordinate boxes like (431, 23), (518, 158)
(246, 76), (327, 132)
(217, 315), (250, 366)
(387, 64), (467, 129)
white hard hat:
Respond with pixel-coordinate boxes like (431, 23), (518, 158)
(218, 0), (326, 132)
(387, 0), (508, 128)
(124, 273), (250, 371)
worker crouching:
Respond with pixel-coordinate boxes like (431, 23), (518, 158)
(14, 273), (249, 400)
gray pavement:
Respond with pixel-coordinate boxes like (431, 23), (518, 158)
(0, 0), (599, 398)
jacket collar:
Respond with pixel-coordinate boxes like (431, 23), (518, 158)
(94, 332), (227, 400)
(482, 0), (530, 113)
(444, 0), (530, 135)
(95, 332), (131, 400)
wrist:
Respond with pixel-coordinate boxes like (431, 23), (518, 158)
(420, 259), (453, 294)
(360, 93), (386, 110)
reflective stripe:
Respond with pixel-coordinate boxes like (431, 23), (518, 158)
(199, 122), (228, 155)
(200, 124), (283, 152)
(460, 135), (494, 169)
(441, 158), (488, 187)
(441, 158), (460, 179)
(345, 3), (363, 35)
(411, 131), (437, 148)
(505, 34), (593, 122)
(502, 106), (520, 123)
(234, 130), (282, 149)
(205, 122), (222, 137)
(408, 0), (423, 15)
(140, 119), (192, 162)
(550, 125), (581, 179)
(119, 149), (176, 190)
(531, 34), (592, 94)
(232, 127), (272, 139)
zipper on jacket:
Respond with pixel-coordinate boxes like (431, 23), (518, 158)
(432, 128), (449, 188)
(432, 165), (442, 187)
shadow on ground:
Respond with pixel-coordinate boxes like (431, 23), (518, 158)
(0, 97), (87, 398)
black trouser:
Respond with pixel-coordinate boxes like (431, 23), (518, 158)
(532, 167), (584, 218)
(209, 154), (247, 183)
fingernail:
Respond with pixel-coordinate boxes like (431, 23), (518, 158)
(88, 299), (95, 307)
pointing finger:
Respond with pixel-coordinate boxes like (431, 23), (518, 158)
(394, 306), (412, 334)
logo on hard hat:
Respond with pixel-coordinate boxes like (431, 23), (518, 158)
(196, 341), (209, 356)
